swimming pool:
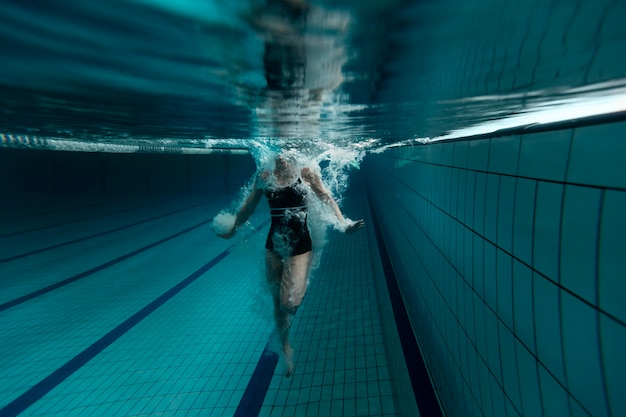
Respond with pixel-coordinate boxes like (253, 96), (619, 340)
(0, 150), (418, 417)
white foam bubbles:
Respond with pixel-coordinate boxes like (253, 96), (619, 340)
(211, 211), (236, 235)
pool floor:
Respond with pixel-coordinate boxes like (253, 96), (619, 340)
(0, 192), (400, 416)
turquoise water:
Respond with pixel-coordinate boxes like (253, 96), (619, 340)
(1, 0), (624, 154)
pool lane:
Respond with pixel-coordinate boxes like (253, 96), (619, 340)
(0, 198), (218, 306)
(1, 221), (269, 416)
(0, 195), (273, 416)
(0, 192), (408, 416)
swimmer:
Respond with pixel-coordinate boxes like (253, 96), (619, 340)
(217, 154), (364, 376)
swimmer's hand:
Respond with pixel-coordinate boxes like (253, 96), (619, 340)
(217, 226), (236, 239)
(344, 219), (364, 234)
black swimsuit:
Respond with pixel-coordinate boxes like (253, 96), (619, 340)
(265, 178), (313, 257)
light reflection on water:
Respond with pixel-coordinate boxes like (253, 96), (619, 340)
(0, 0), (625, 153)
(394, 79), (626, 147)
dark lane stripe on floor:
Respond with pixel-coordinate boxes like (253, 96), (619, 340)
(367, 193), (444, 417)
(0, 219), (210, 313)
(0, 202), (210, 262)
(234, 346), (279, 417)
(0, 220), (270, 417)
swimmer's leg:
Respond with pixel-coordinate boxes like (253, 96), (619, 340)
(280, 251), (312, 314)
(265, 249), (312, 377)
(280, 251), (312, 377)
(266, 250), (293, 376)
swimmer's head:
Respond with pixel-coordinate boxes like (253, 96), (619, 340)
(274, 153), (297, 175)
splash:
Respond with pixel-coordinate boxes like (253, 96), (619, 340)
(210, 211), (236, 235)
(213, 139), (364, 277)
(243, 138), (364, 201)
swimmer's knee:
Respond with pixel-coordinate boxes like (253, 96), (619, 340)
(281, 291), (307, 315)
(280, 299), (301, 316)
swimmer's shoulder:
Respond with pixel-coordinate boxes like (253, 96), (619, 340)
(300, 167), (321, 185)
(254, 170), (272, 189)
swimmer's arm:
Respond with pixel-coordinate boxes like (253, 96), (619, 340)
(236, 185), (263, 226)
(218, 181), (263, 239)
(301, 167), (364, 234)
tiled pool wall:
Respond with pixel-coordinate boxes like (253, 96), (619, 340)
(0, 148), (256, 196)
(362, 120), (626, 417)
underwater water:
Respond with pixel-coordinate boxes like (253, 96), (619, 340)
(1, 1), (626, 417)
(1, 0), (625, 156)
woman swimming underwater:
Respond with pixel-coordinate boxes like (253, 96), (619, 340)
(217, 154), (364, 376)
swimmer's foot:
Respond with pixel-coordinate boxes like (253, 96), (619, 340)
(283, 346), (294, 377)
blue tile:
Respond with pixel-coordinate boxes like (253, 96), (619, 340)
(463, 229), (474, 287)
(476, 357), (494, 417)
(467, 139), (490, 172)
(466, 348), (482, 412)
(490, 372), (507, 417)
(426, 143), (442, 165)
(473, 300), (488, 365)
(474, 173), (487, 235)
(497, 176), (516, 254)
(453, 141), (469, 168)
(600, 314), (626, 417)
(484, 309), (502, 386)
(441, 142), (455, 167)
(496, 249), (513, 330)
(450, 168), (460, 218)
(380, 394), (396, 414)
(568, 121), (626, 189)
(568, 400), (594, 417)
(598, 190), (626, 324)
(465, 171), (476, 230)
(468, 388), (482, 417)
(561, 292), (608, 417)
(538, 365), (569, 417)
(458, 325), (471, 384)
(406, 145), (427, 163)
(512, 261), (535, 352)
(515, 343), (543, 417)
(430, 165), (442, 207)
(519, 129), (572, 182)
(560, 185), (601, 304)
(367, 396), (382, 415)
(513, 178), (536, 266)
(466, 342), (480, 399)
(455, 275), (472, 332)
(443, 216), (453, 263)
(457, 169), (467, 222)
(443, 166), (453, 214)
(533, 181), (563, 281)
(498, 324), (521, 412)
(533, 274), (565, 383)
(483, 242), (498, 311)
(506, 398), (522, 417)
(456, 225), (466, 276)
(488, 136), (521, 175)
(473, 235), (485, 296)
(484, 174), (500, 243)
